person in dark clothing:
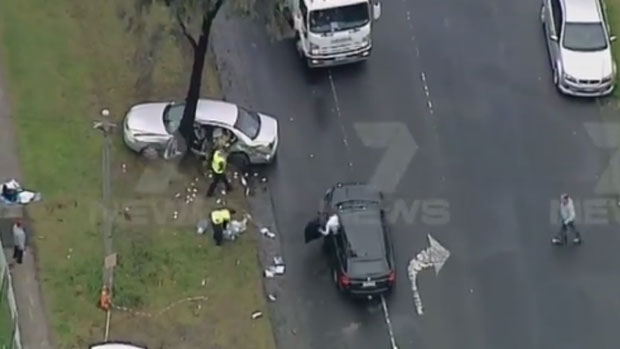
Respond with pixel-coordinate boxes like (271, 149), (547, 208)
(206, 149), (232, 197)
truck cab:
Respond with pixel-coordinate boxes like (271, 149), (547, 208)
(286, 0), (382, 68)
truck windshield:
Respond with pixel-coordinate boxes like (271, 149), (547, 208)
(309, 3), (369, 34)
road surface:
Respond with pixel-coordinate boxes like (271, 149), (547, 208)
(214, 0), (620, 348)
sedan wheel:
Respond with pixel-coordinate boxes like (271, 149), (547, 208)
(553, 68), (559, 87)
(141, 146), (159, 160)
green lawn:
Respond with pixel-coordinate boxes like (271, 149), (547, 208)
(607, 0), (620, 101)
(0, 0), (274, 347)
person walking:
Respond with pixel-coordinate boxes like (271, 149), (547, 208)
(553, 193), (582, 246)
(12, 219), (26, 264)
(210, 207), (235, 246)
(206, 149), (232, 197)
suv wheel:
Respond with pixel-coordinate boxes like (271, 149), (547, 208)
(332, 268), (344, 292)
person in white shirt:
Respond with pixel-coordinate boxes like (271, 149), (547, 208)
(553, 194), (582, 245)
(12, 219), (26, 264)
(319, 214), (340, 236)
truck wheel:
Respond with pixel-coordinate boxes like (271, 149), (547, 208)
(295, 34), (304, 59)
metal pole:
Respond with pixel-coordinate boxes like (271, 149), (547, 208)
(94, 109), (116, 341)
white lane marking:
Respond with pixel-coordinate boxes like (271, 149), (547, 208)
(327, 69), (354, 169)
(419, 72), (434, 115)
(381, 295), (399, 349)
(408, 234), (451, 315)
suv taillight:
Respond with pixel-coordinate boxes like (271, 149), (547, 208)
(388, 271), (396, 284)
(340, 274), (351, 287)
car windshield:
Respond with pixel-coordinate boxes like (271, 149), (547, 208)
(163, 103), (185, 134)
(563, 22), (608, 51)
(309, 3), (370, 34)
(235, 107), (261, 140)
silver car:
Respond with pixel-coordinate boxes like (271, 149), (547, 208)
(541, 0), (617, 96)
(123, 99), (279, 165)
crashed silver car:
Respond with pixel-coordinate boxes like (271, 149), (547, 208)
(123, 99), (279, 166)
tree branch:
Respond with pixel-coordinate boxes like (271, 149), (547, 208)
(176, 14), (198, 50)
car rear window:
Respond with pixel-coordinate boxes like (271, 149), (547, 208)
(348, 259), (388, 277)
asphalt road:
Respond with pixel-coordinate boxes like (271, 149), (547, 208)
(214, 0), (620, 347)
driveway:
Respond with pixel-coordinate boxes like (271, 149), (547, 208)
(214, 0), (620, 347)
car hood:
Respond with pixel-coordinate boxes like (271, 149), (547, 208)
(561, 48), (614, 80)
(254, 113), (278, 145)
(125, 103), (169, 135)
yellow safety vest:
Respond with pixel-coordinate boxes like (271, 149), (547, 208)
(211, 150), (227, 174)
(211, 209), (231, 224)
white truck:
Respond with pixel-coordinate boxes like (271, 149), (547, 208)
(284, 0), (382, 68)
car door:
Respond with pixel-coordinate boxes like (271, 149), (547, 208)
(547, 0), (563, 69)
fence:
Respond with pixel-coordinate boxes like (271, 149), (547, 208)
(0, 207), (22, 349)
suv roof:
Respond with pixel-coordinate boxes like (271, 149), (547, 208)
(563, 0), (603, 23)
(339, 206), (386, 260)
(331, 183), (381, 208)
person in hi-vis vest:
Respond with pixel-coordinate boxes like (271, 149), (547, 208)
(206, 149), (232, 197)
(210, 207), (235, 246)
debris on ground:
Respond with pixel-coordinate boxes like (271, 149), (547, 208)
(260, 227), (276, 239)
(264, 269), (275, 278)
(196, 219), (210, 235)
(251, 311), (263, 319)
(267, 294), (277, 302)
(264, 256), (286, 277)
(223, 217), (248, 241)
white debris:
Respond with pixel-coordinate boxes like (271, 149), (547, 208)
(260, 227), (276, 239)
(251, 311), (263, 319)
(201, 279), (206, 286)
(272, 265), (285, 275)
(253, 172), (259, 177)
(273, 256), (284, 266)
(196, 219), (209, 234)
(261, 177), (267, 183)
(309, 154), (314, 158)
(221, 190), (227, 196)
(175, 193), (181, 198)
(268, 294), (277, 302)
(264, 269), (275, 278)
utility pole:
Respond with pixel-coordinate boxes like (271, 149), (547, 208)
(94, 108), (117, 341)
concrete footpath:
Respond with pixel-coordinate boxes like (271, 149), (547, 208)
(0, 64), (54, 348)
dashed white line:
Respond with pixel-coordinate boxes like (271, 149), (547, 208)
(327, 69), (354, 169)
(381, 295), (399, 349)
(419, 72), (434, 115)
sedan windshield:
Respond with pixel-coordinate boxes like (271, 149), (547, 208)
(309, 3), (369, 34)
(235, 107), (261, 140)
(563, 22), (608, 51)
(163, 103), (185, 134)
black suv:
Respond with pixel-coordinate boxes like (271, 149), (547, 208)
(320, 183), (396, 297)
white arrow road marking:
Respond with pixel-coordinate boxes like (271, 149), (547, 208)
(381, 295), (399, 349)
(408, 234), (450, 315)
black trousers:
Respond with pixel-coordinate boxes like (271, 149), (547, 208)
(206, 173), (232, 197)
(213, 223), (224, 246)
(557, 221), (581, 243)
(13, 247), (23, 264)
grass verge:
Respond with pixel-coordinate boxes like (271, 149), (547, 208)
(0, 0), (275, 347)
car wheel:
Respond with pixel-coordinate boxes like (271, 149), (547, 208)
(229, 152), (250, 172)
(141, 146), (159, 160)
(295, 34), (304, 59)
(552, 68), (559, 87)
(332, 268), (344, 292)
(540, 5), (545, 24)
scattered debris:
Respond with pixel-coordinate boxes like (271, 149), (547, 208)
(244, 172), (249, 178)
(260, 227), (276, 239)
(123, 207), (131, 221)
(253, 172), (259, 177)
(224, 218), (248, 241)
(121, 163), (127, 173)
(196, 219), (209, 235)
(235, 259), (240, 266)
(216, 198), (222, 204)
(201, 279), (206, 286)
(309, 153), (314, 158)
(175, 192), (181, 198)
(268, 294), (277, 302)
(261, 177), (268, 183)
(264, 269), (275, 278)
(273, 256), (284, 266)
(251, 311), (263, 319)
